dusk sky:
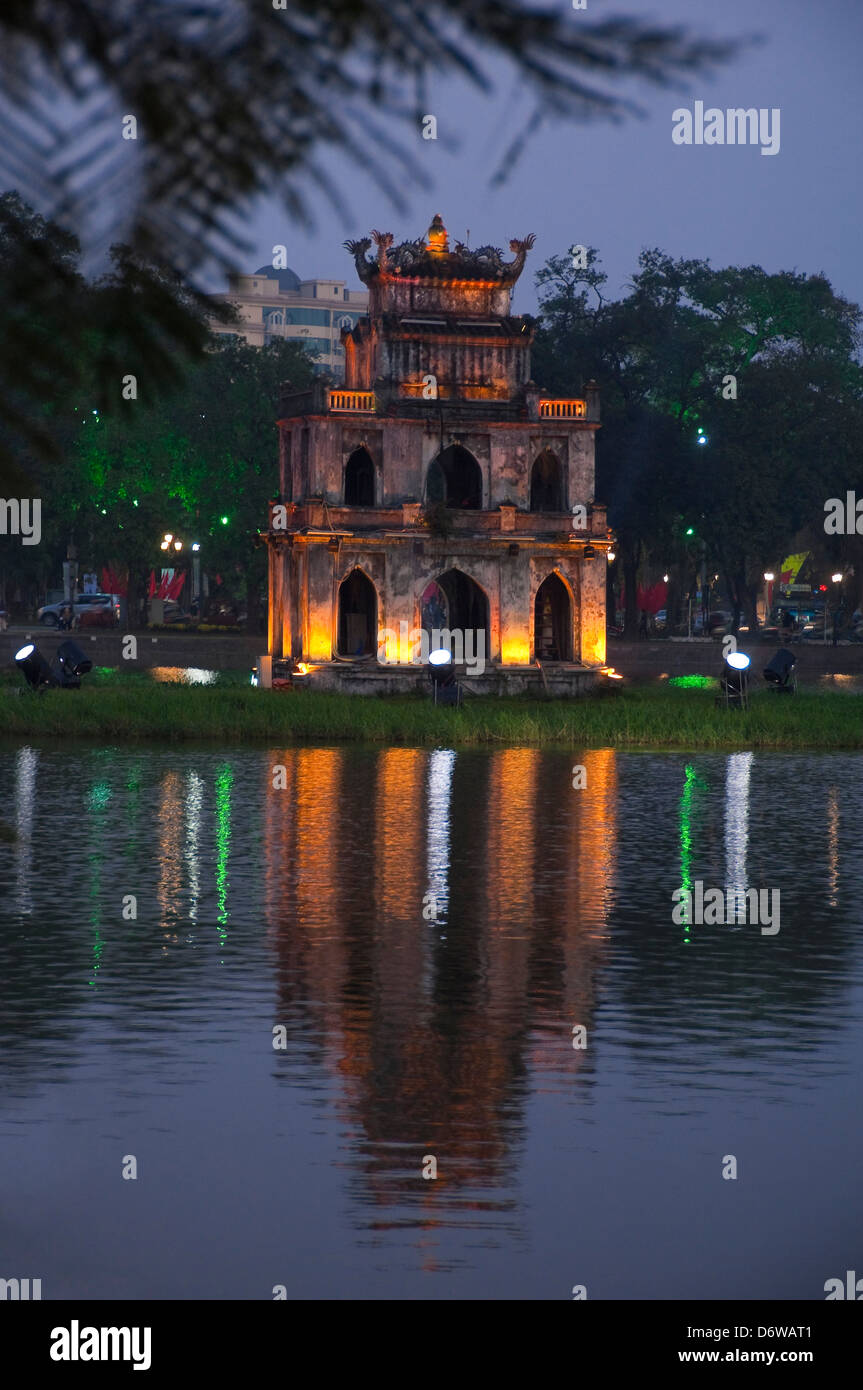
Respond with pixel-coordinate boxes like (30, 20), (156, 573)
(239, 0), (863, 316)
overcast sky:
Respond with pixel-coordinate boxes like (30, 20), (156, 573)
(238, 0), (863, 316)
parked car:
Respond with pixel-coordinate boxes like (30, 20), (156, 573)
(37, 593), (122, 627)
(693, 610), (731, 635)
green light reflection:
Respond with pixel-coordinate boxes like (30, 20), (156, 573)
(215, 765), (233, 953)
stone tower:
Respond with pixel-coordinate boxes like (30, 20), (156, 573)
(266, 215), (609, 692)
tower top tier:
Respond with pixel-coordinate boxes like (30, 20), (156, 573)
(344, 216), (536, 317)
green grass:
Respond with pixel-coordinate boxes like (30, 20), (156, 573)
(0, 674), (861, 748)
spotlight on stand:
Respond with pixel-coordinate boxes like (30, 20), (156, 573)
(54, 639), (93, 688)
(763, 647), (797, 695)
(428, 648), (461, 706)
(15, 643), (55, 690)
(720, 649), (750, 710)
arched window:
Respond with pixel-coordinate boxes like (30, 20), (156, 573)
(426, 569), (490, 658)
(344, 447), (375, 506)
(534, 572), (573, 661)
(530, 449), (564, 512)
(337, 569), (377, 657)
(426, 445), (482, 510)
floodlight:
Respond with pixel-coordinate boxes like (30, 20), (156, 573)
(428, 647), (459, 705)
(55, 640), (93, 688)
(15, 643), (55, 689)
(764, 648), (796, 694)
(720, 648), (750, 709)
(832, 573), (843, 584)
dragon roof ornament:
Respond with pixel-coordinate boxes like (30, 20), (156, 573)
(344, 216), (536, 286)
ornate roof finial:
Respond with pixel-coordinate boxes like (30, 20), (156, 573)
(426, 214), (449, 257)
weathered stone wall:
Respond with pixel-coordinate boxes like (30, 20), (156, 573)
(371, 278), (513, 319)
(272, 538), (597, 668)
(287, 418), (596, 513)
(579, 556), (607, 665)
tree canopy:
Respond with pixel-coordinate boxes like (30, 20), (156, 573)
(534, 247), (863, 631)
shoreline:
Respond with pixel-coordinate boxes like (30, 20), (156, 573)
(1, 684), (861, 750)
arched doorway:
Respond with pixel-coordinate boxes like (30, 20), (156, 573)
(534, 572), (573, 661)
(337, 569), (377, 656)
(426, 445), (482, 510)
(530, 449), (564, 512)
(426, 569), (490, 660)
(344, 447), (375, 506)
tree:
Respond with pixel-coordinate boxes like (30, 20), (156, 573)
(0, 4), (742, 456)
(534, 248), (863, 634)
(60, 336), (316, 629)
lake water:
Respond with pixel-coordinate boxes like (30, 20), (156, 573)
(0, 742), (861, 1300)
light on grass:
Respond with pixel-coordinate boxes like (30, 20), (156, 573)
(15, 643), (54, 690)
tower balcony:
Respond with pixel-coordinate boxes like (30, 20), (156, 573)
(278, 379), (600, 422)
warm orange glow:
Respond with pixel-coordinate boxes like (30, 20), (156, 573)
(296, 662), (309, 674)
(582, 627), (606, 665)
(538, 399), (587, 418)
(328, 389), (375, 413)
(307, 622), (332, 661)
(501, 633), (531, 665)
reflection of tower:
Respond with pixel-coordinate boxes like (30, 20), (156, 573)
(262, 746), (618, 1231)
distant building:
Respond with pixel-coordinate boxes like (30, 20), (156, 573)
(208, 264), (369, 377)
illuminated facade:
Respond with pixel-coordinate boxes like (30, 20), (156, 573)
(265, 215), (609, 693)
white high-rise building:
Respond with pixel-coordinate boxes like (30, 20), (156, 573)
(208, 264), (369, 378)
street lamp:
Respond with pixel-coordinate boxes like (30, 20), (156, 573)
(191, 544), (202, 610)
(763, 571), (775, 628)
